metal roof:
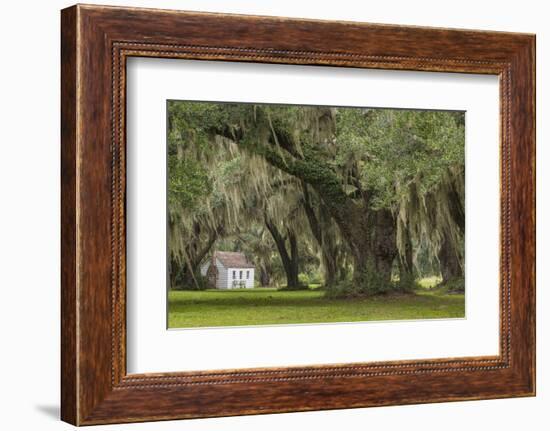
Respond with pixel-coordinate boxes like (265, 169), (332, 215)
(214, 251), (255, 268)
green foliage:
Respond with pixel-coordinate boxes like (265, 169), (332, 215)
(168, 157), (211, 210)
(297, 273), (310, 285)
(298, 269), (323, 286)
(397, 272), (418, 292)
(438, 277), (465, 293)
(167, 100), (465, 297)
(335, 108), (465, 209)
(173, 273), (209, 291)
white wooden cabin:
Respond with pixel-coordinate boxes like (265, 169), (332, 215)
(200, 251), (255, 289)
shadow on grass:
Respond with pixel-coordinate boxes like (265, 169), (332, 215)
(170, 296), (328, 308)
(168, 290), (463, 309)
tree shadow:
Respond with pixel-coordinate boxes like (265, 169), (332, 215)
(170, 296), (329, 308)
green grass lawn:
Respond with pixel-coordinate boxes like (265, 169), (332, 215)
(168, 285), (465, 328)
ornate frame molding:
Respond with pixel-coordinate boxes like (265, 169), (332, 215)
(61, 5), (535, 425)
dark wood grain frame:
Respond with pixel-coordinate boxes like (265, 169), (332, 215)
(61, 4), (535, 426)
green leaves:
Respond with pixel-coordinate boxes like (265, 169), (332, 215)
(167, 156), (211, 211)
(334, 108), (464, 209)
(166, 101), (465, 292)
(167, 100), (465, 227)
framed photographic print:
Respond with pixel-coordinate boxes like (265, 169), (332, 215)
(61, 4), (535, 425)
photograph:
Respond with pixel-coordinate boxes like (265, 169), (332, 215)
(167, 101), (466, 328)
(46, 1), (536, 427)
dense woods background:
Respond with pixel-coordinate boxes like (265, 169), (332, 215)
(167, 101), (465, 296)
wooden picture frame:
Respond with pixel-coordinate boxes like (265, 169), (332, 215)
(61, 4), (535, 425)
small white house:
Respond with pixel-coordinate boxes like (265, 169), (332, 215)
(200, 251), (255, 289)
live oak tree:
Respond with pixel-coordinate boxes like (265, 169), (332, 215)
(167, 102), (308, 289)
(301, 181), (349, 287)
(167, 101), (465, 295)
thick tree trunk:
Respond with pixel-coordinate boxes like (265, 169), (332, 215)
(302, 183), (339, 288)
(265, 215), (300, 289)
(168, 256), (180, 290)
(259, 264), (271, 287)
(439, 233), (463, 291)
(346, 208), (397, 294)
(371, 209), (398, 281)
(215, 115), (396, 294)
(440, 168), (464, 290)
(260, 144), (397, 294)
(438, 175), (465, 291)
(174, 223), (220, 290)
(286, 230), (300, 289)
(398, 227), (415, 289)
(322, 252), (338, 287)
(180, 269), (197, 290)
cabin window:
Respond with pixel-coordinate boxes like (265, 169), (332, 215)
(246, 271), (249, 279)
(232, 270), (236, 279)
(239, 270), (243, 279)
